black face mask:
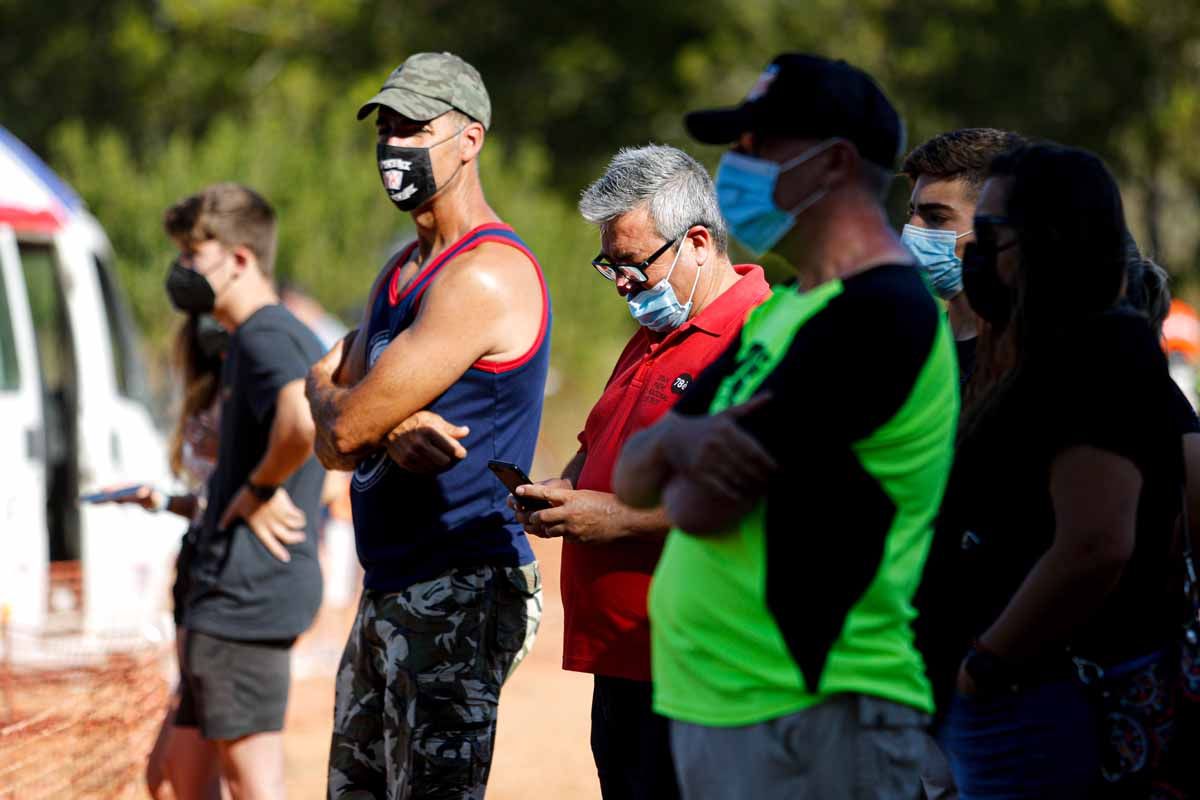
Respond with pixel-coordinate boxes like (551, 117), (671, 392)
(166, 259), (217, 314)
(376, 129), (463, 212)
(194, 313), (229, 360)
(165, 261), (217, 314)
(962, 241), (1018, 326)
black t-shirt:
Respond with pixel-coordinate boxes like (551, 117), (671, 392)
(186, 304), (326, 641)
(917, 309), (1186, 704)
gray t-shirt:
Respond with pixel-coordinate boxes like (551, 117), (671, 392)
(186, 303), (325, 641)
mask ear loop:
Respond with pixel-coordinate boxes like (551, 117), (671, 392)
(786, 188), (829, 217)
(776, 138), (844, 217)
(679, 238), (702, 311)
(656, 235), (687, 286)
(776, 137), (844, 174)
(416, 126), (469, 209)
(206, 248), (242, 301)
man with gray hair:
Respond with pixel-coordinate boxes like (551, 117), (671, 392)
(512, 143), (769, 799)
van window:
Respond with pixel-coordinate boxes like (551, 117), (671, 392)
(93, 255), (146, 399)
(0, 262), (19, 390)
(19, 240), (80, 561)
(19, 243), (74, 398)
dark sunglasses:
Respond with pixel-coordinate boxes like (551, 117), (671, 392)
(973, 214), (1020, 253)
(591, 237), (677, 283)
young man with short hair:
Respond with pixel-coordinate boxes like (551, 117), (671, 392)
(900, 128), (1025, 383)
(164, 182), (325, 800)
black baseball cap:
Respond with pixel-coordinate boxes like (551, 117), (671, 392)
(685, 53), (905, 170)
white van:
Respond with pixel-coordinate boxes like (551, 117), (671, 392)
(0, 127), (182, 644)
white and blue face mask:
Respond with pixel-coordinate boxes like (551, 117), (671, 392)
(626, 239), (699, 332)
(714, 139), (839, 256)
(900, 224), (972, 299)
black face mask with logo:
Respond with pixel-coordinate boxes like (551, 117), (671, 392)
(376, 128), (463, 212)
(166, 259), (217, 314)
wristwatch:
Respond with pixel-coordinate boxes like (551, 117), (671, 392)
(247, 480), (280, 502)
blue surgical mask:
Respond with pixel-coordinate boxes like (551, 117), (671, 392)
(626, 240), (699, 332)
(715, 140), (838, 256)
(901, 224), (971, 299)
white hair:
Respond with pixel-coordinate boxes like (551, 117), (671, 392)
(579, 144), (728, 253)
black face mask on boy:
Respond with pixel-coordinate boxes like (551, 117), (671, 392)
(166, 259), (217, 314)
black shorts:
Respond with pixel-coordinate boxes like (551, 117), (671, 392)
(176, 629), (295, 740)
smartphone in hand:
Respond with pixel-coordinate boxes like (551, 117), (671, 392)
(487, 460), (553, 512)
(79, 486), (145, 504)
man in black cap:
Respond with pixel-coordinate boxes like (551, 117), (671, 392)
(612, 54), (960, 797)
(307, 52), (548, 799)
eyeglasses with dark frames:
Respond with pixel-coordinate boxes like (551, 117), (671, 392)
(591, 237), (678, 283)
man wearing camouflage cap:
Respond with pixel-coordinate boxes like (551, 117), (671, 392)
(306, 52), (550, 799)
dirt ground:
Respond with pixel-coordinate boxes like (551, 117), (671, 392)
(282, 537), (601, 799)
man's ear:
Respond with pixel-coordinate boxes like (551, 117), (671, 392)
(823, 140), (858, 188)
(231, 244), (258, 277)
(687, 225), (713, 268)
(459, 121), (485, 162)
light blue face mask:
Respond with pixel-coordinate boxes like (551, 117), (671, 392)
(626, 240), (699, 332)
(900, 223), (972, 299)
(714, 140), (839, 256)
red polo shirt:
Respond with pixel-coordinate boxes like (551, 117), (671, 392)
(561, 264), (771, 681)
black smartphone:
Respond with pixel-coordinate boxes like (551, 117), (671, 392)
(487, 459), (553, 512)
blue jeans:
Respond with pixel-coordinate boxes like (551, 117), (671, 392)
(939, 679), (1098, 799)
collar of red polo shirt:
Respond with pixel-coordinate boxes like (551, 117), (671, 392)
(646, 264), (768, 344)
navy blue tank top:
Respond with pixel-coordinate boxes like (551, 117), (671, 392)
(351, 223), (550, 591)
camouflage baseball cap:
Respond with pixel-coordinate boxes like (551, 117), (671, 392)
(356, 52), (492, 129)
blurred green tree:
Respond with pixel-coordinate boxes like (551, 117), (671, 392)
(4, 0), (1200, 450)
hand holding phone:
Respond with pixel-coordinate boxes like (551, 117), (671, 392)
(80, 484), (158, 508)
(487, 460), (553, 512)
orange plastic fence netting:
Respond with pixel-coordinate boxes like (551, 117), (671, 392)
(0, 565), (173, 799)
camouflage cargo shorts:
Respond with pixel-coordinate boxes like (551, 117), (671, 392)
(327, 562), (542, 800)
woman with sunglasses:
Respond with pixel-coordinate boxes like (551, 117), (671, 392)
(920, 143), (1189, 798)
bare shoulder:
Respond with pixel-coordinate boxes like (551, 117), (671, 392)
(429, 239), (541, 303)
(417, 238), (543, 360)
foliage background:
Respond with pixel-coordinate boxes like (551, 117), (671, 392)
(4, 0), (1200, 462)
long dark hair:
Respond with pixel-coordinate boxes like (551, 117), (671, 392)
(168, 315), (223, 477)
(961, 143), (1129, 438)
(1124, 245), (1172, 339)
